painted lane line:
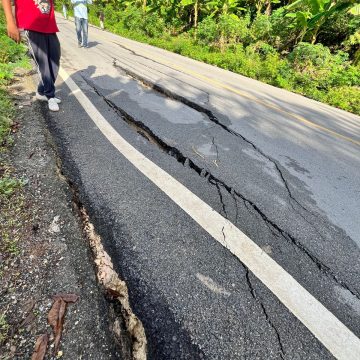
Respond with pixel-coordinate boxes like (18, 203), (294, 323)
(59, 66), (360, 360)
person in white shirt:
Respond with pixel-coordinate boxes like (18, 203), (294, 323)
(62, 4), (67, 19)
(71, 0), (92, 48)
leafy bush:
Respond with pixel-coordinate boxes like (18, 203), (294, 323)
(122, 6), (144, 31)
(120, 6), (165, 38)
(0, 88), (14, 147)
(142, 12), (165, 38)
(197, 14), (250, 50)
(250, 14), (272, 42)
(0, 11), (29, 85)
(318, 12), (360, 50)
(269, 7), (298, 50)
(289, 42), (332, 70)
(288, 43), (360, 94)
(325, 86), (360, 114)
(0, 35), (25, 64)
(196, 17), (218, 45)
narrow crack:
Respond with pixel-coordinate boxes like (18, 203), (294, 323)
(221, 226), (227, 247)
(81, 75), (360, 301)
(245, 269), (285, 359)
(232, 191), (240, 226)
(214, 182), (228, 218)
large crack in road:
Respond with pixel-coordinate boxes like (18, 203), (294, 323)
(80, 73), (360, 302)
(110, 57), (323, 222)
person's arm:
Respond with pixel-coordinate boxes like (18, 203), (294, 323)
(1, 0), (20, 43)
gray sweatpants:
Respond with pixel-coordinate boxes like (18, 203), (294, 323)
(25, 31), (61, 99)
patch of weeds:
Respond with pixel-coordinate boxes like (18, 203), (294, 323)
(1, 232), (20, 256)
(0, 176), (25, 196)
(0, 164), (27, 261)
(0, 88), (14, 148)
(0, 313), (10, 344)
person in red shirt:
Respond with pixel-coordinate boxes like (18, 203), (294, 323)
(2, 0), (62, 111)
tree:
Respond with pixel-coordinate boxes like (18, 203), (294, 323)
(286, 0), (359, 44)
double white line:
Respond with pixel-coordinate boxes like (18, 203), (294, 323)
(59, 66), (360, 360)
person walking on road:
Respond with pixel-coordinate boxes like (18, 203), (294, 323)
(98, 10), (104, 30)
(71, 0), (92, 48)
(62, 3), (67, 19)
(1, 0), (62, 112)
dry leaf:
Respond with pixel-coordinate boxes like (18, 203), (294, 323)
(52, 293), (79, 303)
(31, 333), (48, 360)
(47, 294), (79, 354)
(48, 299), (61, 328)
(48, 299), (66, 354)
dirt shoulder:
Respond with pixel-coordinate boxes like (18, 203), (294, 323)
(0, 71), (122, 359)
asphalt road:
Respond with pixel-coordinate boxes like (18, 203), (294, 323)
(45, 16), (360, 359)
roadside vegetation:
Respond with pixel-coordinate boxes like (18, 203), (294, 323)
(62, 0), (360, 114)
(0, 10), (30, 271)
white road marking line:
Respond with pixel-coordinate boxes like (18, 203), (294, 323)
(59, 66), (360, 360)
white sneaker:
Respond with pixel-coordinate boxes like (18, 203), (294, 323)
(36, 92), (61, 104)
(48, 98), (60, 112)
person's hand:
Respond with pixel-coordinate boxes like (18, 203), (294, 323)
(7, 22), (20, 43)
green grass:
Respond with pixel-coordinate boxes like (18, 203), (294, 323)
(0, 88), (14, 148)
(0, 176), (26, 197)
(0, 10), (29, 148)
(0, 9), (30, 264)
(0, 314), (10, 344)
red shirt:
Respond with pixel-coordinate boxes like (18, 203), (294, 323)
(15, 0), (59, 33)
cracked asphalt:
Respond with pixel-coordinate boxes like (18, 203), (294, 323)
(44, 16), (360, 359)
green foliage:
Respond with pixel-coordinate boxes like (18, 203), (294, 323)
(0, 314), (9, 344)
(0, 89), (14, 148)
(0, 176), (25, 197)
(289, 42), (332, 69)
(285, 0), (357, 44)
(250, 14), (272, 42)
(325, 86), (360, 113)
(196, 17), (218, 44)
(288, 43), (360, 89)
(0, 11), (29, 86)
(197, 13), (250, 49)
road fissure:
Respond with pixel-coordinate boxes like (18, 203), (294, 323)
(245, 269), (286, 359)
(82, 75), (360, 301)
(111, 60), (321, 219)
(60, 66), (360, 359)
(52, 146), (148, 360)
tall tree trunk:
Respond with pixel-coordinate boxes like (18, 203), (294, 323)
(265, 1), (272, 16)
(194, 0), (199, 28)
(311, 26), (320, 44)
(294, 28), (306, 46)
(143, 0), (147, 12)
(354, 48), (360, 66)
